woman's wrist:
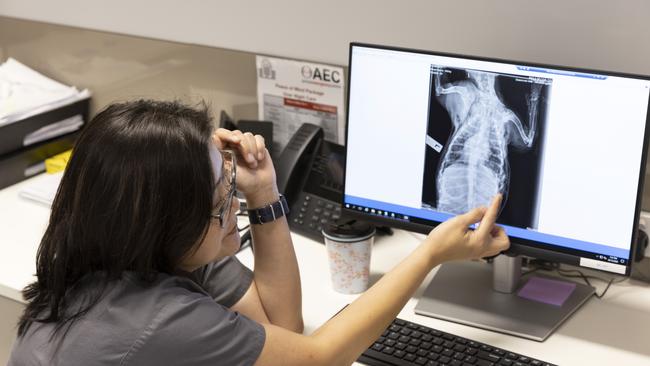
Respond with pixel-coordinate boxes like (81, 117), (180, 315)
(421, 233), (450, 268)
(245, 186), (280, 209)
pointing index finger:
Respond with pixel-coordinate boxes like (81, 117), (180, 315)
(477, 194), (502, 237)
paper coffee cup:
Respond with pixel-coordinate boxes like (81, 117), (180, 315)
(322, 219), (375, 294)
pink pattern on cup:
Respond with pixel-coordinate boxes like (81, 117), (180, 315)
(325, 239), (372, 294)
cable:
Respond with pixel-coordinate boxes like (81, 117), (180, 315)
(555, 268), (626, 299)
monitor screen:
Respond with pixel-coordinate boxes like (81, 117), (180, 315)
(343, 43), (650, 276)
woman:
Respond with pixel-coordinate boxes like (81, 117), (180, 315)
(9, 99), (509, 365)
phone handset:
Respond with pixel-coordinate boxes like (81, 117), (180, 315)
(275, 123), (324, 207)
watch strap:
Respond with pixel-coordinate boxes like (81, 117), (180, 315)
(248, 195), (290, 225)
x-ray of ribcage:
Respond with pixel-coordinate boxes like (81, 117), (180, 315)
(423, 66), (551, 225)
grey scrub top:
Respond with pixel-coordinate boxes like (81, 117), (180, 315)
(9, 256), (265, 366)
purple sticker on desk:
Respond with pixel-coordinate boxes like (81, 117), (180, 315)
(517, 277), (576, 306)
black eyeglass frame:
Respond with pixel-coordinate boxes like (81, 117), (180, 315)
(210, 150), (236, 228)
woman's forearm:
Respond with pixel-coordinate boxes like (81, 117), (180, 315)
(310, 243), (439, 365)
(255, 199), (510, 366)
(256, 243), (439, 366)
(248, 191), (303, 332)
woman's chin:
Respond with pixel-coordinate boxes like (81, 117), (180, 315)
(225, 230), (241, 254)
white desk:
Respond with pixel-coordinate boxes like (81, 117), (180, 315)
(0, 175), (53, 301)
(2, 174), (650, 365)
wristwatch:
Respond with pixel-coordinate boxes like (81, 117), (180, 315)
(247, 195), (290, 225)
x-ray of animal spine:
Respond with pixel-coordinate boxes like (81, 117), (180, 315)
(421, 66), (551, 229)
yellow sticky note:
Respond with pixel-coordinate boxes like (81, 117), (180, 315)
(45, 149), (72, 174)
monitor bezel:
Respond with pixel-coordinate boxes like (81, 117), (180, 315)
(343, 42), (650, 276)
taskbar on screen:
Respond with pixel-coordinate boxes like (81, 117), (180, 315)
(344, 200), (630, 275)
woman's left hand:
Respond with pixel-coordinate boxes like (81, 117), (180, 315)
(213, 128), (278, 204)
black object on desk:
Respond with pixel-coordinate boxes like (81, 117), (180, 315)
(359, 316), (556, 366)
(0, 97), (89, 189)
(0, 97), (89, 156)
(0, 131), (79, 190)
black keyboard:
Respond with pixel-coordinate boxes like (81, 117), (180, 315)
(359, 317), (556, 366)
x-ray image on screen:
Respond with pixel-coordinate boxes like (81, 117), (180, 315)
(421, 66), (552, 229)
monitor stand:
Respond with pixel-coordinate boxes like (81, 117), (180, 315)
(414, 255), (595, 341)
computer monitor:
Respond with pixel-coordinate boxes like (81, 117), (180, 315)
(343, 43), (650, 341)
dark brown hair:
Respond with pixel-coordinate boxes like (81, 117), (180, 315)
(18, 99), (216, 337)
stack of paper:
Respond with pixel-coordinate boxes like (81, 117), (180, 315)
(0, 58), (90, 127)
(18, 172), (63, 206)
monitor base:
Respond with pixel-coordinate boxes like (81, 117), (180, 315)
(414, 261), (595, 341)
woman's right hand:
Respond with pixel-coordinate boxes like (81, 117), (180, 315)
(213, 128), (279, 207)
(424, 194), (510, 264)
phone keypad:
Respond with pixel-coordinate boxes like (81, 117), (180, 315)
(289, 192), (342, 242)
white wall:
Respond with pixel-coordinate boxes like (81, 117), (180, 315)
(1, 0), (649, 74)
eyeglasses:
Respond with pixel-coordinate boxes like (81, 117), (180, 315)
(210, 150), (236, 228)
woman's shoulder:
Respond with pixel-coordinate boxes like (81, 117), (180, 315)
(9, 272), (240, 366)
(107, 271), (264, 365)
(120, 270), (211, 301)
(65, 270), (214, 315)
